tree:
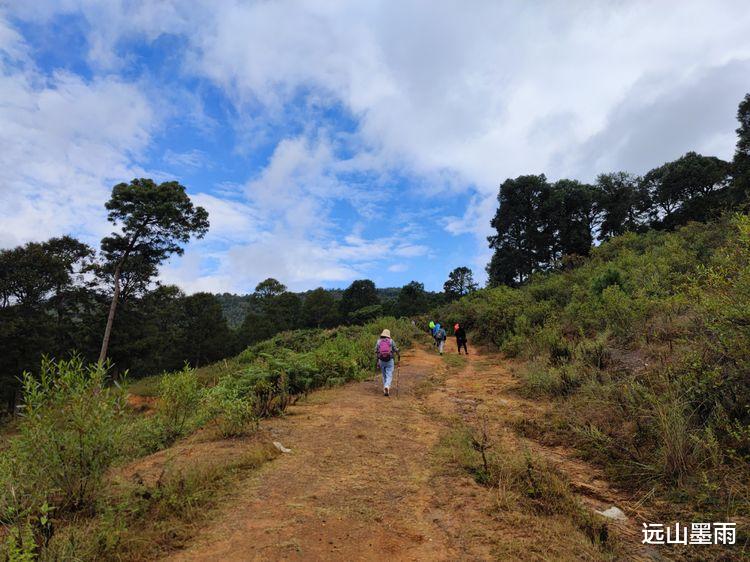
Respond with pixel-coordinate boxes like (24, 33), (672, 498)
(109, 284), (186, 375)
(642, 152), (731, 229)
(548, 180), (597, 259)
(0, 237), (98, 411)
(302, 287), (339, 328)
(254, 278), (287, 301)
(339, 279), (379, 322)
(180, 292), (232, 367)
(396, 281), (429, 316)
(595, 172), (650, 240)
(266, 291), (302, 332)
(98, 179), (209, 363)
(443, 267), (478, 301)
(487, 175), (554, 286)
(347, 304), (383, 324)
(237, 311), (277, 348)
(733, 93), (750, 205)
(0, 241), (70, 308)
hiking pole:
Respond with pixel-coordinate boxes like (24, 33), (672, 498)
(396, 363), (401, 398)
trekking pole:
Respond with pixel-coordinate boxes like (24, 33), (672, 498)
(396, 363), (401, 398)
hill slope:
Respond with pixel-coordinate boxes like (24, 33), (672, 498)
(438, 214), (750, 539)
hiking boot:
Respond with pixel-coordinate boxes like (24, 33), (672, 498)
(384, 387), (390, 397)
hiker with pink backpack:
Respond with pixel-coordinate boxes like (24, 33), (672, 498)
(375, 329), (401, 397)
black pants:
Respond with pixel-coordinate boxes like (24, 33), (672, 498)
(457, 339), (468, 354)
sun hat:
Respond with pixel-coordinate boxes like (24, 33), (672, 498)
(381, 329), (391, 338)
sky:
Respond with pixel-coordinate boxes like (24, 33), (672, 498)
(1, 1), (749, 294)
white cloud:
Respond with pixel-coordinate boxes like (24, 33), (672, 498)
(108, 0), (750, 268)
(11, 2), (750, 184)
(163, 148), (210, 170)
(0, 36), (157, 247)
(5, 1), (750, 287)
(159, 133), (428, 292)
(189, 193), (260, 242)
(161, 0), (750, 186)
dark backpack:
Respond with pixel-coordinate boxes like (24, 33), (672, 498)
(377, 338), (393, 361)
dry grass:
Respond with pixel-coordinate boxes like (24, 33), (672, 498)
(42, 441), (279, 561)
(434, 423), (620, 560)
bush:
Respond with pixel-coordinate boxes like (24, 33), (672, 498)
(5, 357), (126, 513)
(573, 332), (612, 369)
(591, 267), (623, 295)
(203, 376), (258, 438)
(0, 358), (126, 558)
(156, 366), (204, 443)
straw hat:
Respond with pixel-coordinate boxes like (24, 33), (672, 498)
(380, 329), (391, 338)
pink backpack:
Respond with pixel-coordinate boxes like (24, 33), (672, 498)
(377, 338), (392, 361)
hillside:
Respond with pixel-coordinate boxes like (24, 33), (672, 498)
(439, 214), (750, 535)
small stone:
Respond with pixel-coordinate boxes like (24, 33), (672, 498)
(596, 506), (627, 521)
(273, 441), (292, 453)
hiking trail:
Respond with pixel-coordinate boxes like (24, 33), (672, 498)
(151, 345), (656, 561)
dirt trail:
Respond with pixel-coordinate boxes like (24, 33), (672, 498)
(168, 348), (454, 561)
(165, 345), (656, 561)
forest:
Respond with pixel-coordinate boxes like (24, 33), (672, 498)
(0, 241), (461, 412)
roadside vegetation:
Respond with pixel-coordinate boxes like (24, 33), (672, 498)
(436, 420), (618, 560)
(430, 93), (750, 532)
(438, 215), (750, 528)
(0, 317), (420, 560)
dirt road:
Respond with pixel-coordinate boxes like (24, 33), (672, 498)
(166, 346), (655, 561)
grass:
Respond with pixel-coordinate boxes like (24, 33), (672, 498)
(43, 441), (279, 561)
(441, 353), (467, 374)
(1, 317), (425, 559)
(436, 215), (750, 524)
(434, 422), (620, 559)
(128, 357), (244, 397)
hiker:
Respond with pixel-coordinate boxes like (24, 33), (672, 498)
(375, 329), (400, 397)
(432, 322), (441, 347)
(455, 323), (468, 355)
(435, 324), (447, 355)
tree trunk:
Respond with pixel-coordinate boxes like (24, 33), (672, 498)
(98, 262), (122, 364)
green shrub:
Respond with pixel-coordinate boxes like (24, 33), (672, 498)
(520, 363), (584, 398)
(204, 380), (258, 438)
(429, 216), (750, 519)
(5, 357), (126, 513)
(573, 332), (612, 370)
(599, 285), (636, 340)
(591, 267), (624, 295)
(156, 366), (203, 443)
(230, 317), (419, 406)
(0, 358), (126, 558)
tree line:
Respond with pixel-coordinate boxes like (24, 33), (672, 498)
(0, 208), (478, 412)
(487, 93), (750, 286)
(231, 268), (476, 340)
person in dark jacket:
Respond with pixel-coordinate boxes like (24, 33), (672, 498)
(455, 324), (468, 355)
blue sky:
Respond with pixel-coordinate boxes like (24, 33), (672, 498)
(1, 2), (749, 293)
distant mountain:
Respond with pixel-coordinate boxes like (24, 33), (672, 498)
(214, 287), (403, 328)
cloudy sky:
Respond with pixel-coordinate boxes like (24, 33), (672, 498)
(1, 1), (749, 293)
